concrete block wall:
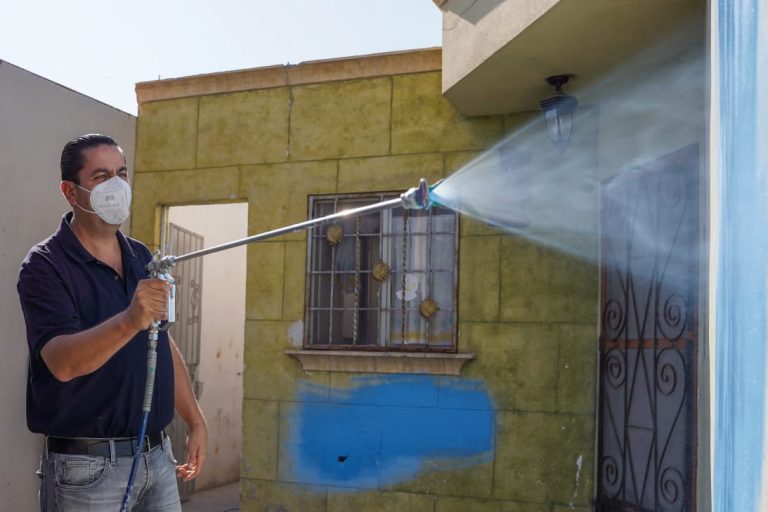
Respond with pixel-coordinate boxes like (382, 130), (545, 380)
(132, 49), (598, 511)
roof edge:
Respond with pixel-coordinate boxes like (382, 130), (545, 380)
(0, 58), (135, 117)
(136, 47), (442, 105)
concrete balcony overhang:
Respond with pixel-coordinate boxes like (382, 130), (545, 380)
(439, 0), (704, 116)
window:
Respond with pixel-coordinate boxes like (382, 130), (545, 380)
(305, 193), (458, 351)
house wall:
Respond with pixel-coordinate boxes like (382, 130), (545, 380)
(131, 49), (598, 511)
(0, 60), (135, 511)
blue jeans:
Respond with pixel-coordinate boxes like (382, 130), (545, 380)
(39, 435), (181, 511)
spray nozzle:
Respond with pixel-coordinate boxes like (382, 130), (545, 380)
(400, 178), (432, 210)
(429, 179), (445, 191)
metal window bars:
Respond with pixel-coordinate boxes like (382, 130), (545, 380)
(305, 193), (458, 351)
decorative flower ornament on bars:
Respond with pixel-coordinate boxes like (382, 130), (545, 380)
(325, 224), (344, 246)
(419, 298), (440, 319)
(372, 261), (391, 282)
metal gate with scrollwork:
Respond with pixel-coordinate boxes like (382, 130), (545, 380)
(597, 145), (699, 512)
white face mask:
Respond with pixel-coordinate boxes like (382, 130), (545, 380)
(75, 176), (132, 225)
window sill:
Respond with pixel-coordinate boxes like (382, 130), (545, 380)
(285, 350), (474, 376)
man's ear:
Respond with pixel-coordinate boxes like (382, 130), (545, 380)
(60, 181), (78, 207)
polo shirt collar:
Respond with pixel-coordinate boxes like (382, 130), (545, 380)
(116, 229), (138, 261)
(58, 211), (138, 263)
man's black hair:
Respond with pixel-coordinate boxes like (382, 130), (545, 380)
(60, 134), (119, 184)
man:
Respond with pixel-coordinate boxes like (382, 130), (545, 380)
(17, 134), (207, 511)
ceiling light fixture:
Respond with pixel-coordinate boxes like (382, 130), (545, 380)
(540, 74), (578, 152)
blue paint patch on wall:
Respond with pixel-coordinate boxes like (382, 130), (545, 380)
(284, 375), (494, 488)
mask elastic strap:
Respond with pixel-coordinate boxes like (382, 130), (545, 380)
(74, 202), (98, 215)
(75, 183), (92, 194)
(71, 182), (97, 215)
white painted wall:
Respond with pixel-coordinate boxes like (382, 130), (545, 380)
(168, 203), (247, 491)
(0, 60), (136, 510)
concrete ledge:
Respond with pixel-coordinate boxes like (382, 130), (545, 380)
(285, 350), (474, 375)
(136, 48), (442, 105)
(441, 0), (703, 115)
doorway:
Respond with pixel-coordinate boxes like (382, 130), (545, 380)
(597, 145), (699, 511)
(162, 202), (248, 497)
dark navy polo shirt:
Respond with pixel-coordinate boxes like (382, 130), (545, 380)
(17, 212), (174, 438)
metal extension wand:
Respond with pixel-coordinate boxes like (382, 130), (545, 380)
(119, 178), (432, 510)
(147, 178), (432, 277)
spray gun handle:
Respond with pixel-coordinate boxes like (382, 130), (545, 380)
(147, 252), (176, 332)
(157, 272), (176, 332)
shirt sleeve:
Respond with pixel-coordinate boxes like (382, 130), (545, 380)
(17, 250), (81, 358)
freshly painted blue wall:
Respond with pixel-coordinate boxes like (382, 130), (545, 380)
(285, 375), (494, 489)
(715, 0), (768, 510)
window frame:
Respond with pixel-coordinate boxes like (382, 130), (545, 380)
(303, 191), (460, 353)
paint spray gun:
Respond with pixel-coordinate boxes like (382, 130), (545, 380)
(141, 256), (176, 424)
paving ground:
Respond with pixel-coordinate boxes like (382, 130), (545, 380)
(182, 481), (239, 512)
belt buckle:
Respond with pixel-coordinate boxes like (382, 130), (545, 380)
(144, 435), (151, 453)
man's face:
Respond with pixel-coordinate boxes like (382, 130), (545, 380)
(76, 144), (128, 192)
(62, 144), (128, 216)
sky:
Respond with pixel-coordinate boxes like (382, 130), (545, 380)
(0, 1), (443, 115)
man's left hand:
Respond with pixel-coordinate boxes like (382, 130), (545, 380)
(177, 421), (208, 481)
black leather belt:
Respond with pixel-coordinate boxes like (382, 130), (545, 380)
(47, 431), (164, 458)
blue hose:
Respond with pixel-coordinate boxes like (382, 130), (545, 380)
(119, 412), (149, 512)
(119, 325), (159, 512)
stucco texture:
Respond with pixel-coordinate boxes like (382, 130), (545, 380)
(132, 57), (597, 511)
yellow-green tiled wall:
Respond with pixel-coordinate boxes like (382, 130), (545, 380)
(132, 70), (598, 511)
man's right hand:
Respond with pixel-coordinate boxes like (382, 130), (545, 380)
(42, 278), (171, 381)
(124, 278), (170, 331)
